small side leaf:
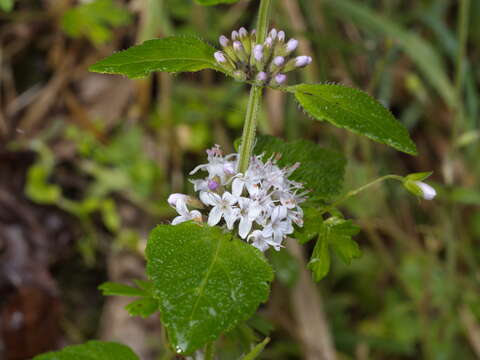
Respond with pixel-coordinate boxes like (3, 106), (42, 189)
(125, 298), (158, 318)
(308, 217), (361, 281)
(290, 84), (417, 155)
(254, 135), (346, 199)
(293, 207), (324, 244)
(33, 341), (139, 360)
(90, 36), (222, 78)
(99, 282), (148, 297)
(146, 223), (274, 355)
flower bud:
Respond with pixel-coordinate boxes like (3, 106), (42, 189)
(253, 44), (263, 61)
(285, 38), (299, 54)
(219, 35), (229, 48)
(271, 73), (286, 86)
(231, 30), (239, 40)
(239, 27), (248, 38)
(277, 31), (285, 42)
(403, 180), (437, 200)
(269, 28), (277, 40)
(233, 40), (248, 63)
(295, 55), (312, 68)
(256, 71), (268, 83)
(214, 51), (227, 64)
(233, 70), (247, 81)
(270, 56), (285, 72)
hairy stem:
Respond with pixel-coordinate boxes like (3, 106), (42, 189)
(322, 174), (404, 214)
(237, 0), (272, 173)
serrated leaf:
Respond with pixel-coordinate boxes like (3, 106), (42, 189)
(146, 223), (274, 355)
(323, 0), (456, 107)
(308, 236), (331, 282)
(99, 282), (148, 297)
(290, 84), (417, 155)
(254, 135), (346, 199)
(33, 341), (139, 360)
(0, 0), (14, 12)
(61, 0), (131, 45)
(90, 36), (222, 78)
(195, 0), (239, 5)
(293, 207), (324, 244)
(308, 217), (361, 281)
(125, 298), (158, 318)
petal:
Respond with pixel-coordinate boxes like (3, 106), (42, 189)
(189, 164), (207, 175)
(208, 206), (223, 226)
(223, 191), (237, 205)
(232, 178), (244, 197)
(175, 201), (189, 216)
(239, 217), (252, 239)
(172, 215), (186, 225)
(200, 191), (219, 206)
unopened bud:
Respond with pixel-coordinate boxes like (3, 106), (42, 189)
(239, 27), (248, 38)
(233, 40), (248, 63)
(256, 71), (268, 82)
(253, 44), (263, 61)
(286, 38), (299, 53)
(233, 70), (247, 81)
(270, 56), (285, 72)
(219, 35), (229, 47)
(272, 73), (287, 86)
(264, 37), (273, 49)
(214, 51), (227, 64)
(295, 55), (312, 68)
(403, 180), (437, 200)
(269, 28), (277, 40)
(231, 30), (239, 40)
(277, 31), (285, 42)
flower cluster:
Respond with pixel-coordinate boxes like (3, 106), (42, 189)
(214, 27), (312, 86)
(168, 145), (306, 252)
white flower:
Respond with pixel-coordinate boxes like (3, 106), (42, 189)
(237, 198), (262, 239)
(200, 192), (239, 229)
(172, 202), (202, 225)
(415, 181), (437, 200)
(248, 230), (275, 252)
(168, 193), (189, 208)
(262, 206), (294, 244)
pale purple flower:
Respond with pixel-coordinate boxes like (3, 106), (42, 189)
(273, 56), (285, 67)
(274, 74), (287, 85)
(168, 193), (188, 208)
(237, 198), (262, 239)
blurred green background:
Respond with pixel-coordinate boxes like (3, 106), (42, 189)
(0, 0), (479, 359)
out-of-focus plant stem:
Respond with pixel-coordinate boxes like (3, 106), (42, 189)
(237, 0), (272, 174)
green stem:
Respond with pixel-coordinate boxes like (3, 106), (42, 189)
(237, 0), (272, 174)
(204, 342), (215, 360)
(321, 175), (404, 214)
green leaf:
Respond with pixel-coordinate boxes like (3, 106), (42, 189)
(323, 0), (456, 107)
(125, 298), (158, 318)
(291, 84), (417, 155)
(405, 171), (432, 181)
(195, 0), (239, 5)
(241, 337), (271, 360)
(308, 217), (361, 281)
(308, 236), (331, 282)
(146, 223), (274, 355)
(61, 0), (131, 45)
(0, 0), (14, 12)
(293, 207), (324, 244)
(254, 135), (346, 199)
(33, 341), (139, 360)
(90, 36), (222, 78)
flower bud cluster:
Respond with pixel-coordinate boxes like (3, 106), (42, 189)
(168, 145), (306, 252)
(214, 27), (312, 86)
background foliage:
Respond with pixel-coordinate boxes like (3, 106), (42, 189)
(0, 0), (479, 359)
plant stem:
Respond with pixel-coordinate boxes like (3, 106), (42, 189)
(204, 342), (215, 360)
(321, 174), (404, 214)
(237, 0), (272, 174)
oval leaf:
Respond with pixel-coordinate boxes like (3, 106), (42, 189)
(290, 84), (417, 155)
(33, 341), (139, 360)
(146, 223), (273, 355)
(89, 36), (222, 78)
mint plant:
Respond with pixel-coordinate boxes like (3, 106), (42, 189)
(34, 0), (437, 358)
